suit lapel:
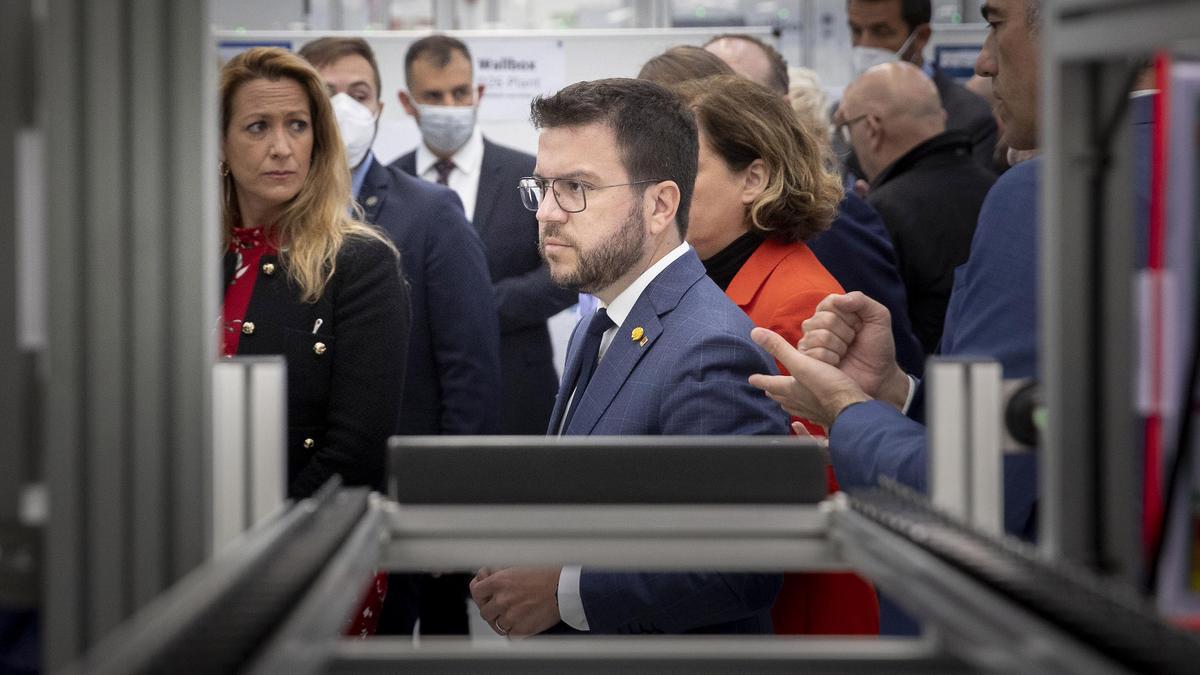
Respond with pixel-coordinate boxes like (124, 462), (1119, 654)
(724, 239), (791, 310)
(358, 160), (389, 224)
(471, 140), (502, 236)
(563, 251), (705, 435)
(547, 319), (588, 433)
(564, 305), (662, 435)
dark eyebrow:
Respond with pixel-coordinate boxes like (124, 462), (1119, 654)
(533, 170), (601, 184)
(981, 4), (1002, 22)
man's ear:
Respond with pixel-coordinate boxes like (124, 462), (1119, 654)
(740, 158), (769, 205)
(910, 23), (933, 61)
(866, 115), (886, 152)
(475, 83), (486, 103)
(645, 180), (681, 237)
(398, 90), (418, 118)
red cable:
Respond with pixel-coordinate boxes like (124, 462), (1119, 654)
(1143, 51), (1170, 555)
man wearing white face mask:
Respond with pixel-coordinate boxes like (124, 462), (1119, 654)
(393, 35), (577, 438)
(839, 0), (997, 174)
(300, 36), (504, 636)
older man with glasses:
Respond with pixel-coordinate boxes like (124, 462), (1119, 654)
(835, 61), (996, 354)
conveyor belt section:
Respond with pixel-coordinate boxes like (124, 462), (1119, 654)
(849, 483), (1200, 675)
(76, 479), (370, 675)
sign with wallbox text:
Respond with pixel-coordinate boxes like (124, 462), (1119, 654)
(472, 39), (567, 121)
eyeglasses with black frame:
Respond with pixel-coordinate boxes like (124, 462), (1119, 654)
(836, 113), (870, 144)
(518, 176), (665, 214)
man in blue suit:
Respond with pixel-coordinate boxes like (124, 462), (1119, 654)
(748, 0), (1042, 539)
(468, 78), (788, 638)
(301, 37), (503, 635)
(391, 35), (577, 434)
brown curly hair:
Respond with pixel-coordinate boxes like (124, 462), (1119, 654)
(674, 75), (842, 242)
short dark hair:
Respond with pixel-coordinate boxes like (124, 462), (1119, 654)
(404, 34), (472, 84)
(638, 45), (734, 86)
(531, 78), (698, 237)
(297, 37), (381, 98)
(702, 33), (789, 95)
(850, 0), (932, 33)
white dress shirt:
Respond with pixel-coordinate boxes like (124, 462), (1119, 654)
(556, 241), (691, 631)
(415, 126), (485, 221)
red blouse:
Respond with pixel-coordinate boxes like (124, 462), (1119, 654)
(222, 226), (277, 357)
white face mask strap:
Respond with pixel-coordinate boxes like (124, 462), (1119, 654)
(896, 29), (919, 62)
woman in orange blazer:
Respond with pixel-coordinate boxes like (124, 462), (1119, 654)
(674, 75), (879, 635)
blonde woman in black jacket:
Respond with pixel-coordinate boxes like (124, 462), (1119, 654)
(219, 47), (410, 500)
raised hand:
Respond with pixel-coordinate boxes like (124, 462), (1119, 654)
(797, 292), (910, 409)
(748, 327), (870, 429)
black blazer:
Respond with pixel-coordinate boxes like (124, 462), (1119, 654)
(833, 69), (999, 179)
(932, 70), (998, 172)
(224, 236), (410, 499)
(358, 158), (502, 436)
(392, 138), (576, 434)
(867, 130), (997, 353)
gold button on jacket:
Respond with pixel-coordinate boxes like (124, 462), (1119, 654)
(241, 321), (255, 335)
(261, 262), (275, 275)
(303, 438), (315, 449)
(313, 341), (327, 355)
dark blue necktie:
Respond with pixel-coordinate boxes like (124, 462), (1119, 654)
(561, 308), (615, 433)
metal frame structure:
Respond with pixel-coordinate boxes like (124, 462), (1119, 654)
(40, 0), (218, 667)
(0, 0), (38, 613)
(1039, 0), (1200, 581)
(81, 489), (1166, 674)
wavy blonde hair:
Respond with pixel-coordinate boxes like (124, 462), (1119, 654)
(674, 75), (843, 242)
(220, 47), (394, 302)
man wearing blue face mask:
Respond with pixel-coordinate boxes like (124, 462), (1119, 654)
(393, 35), (577, 437)
(300, 37), (503, 636)
(840, 0), (997, 173)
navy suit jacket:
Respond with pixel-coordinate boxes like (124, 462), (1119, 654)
(549, 250), (787, 634)
(392, 139), (576, 433)
(358, 158), (502, 436)
(828, 158), (1041, 538)
(807, 193), (926, 377)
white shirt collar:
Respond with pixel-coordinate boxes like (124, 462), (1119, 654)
(416, 125), (484, 178)
(602, 241), (691, 329)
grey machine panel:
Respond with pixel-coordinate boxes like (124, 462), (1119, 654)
(388, 435), (828, 504)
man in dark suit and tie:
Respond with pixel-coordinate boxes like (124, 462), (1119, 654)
(391, 35), (577, 435)
(300, 36), (502, 636)
(468, 78), (788, 637)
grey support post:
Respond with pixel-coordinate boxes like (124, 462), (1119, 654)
(1038, 0), (1200, 582)
(927, 358), (1004, 535)
(42, 0), (217, 666)
(0, 0), (40, 613)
